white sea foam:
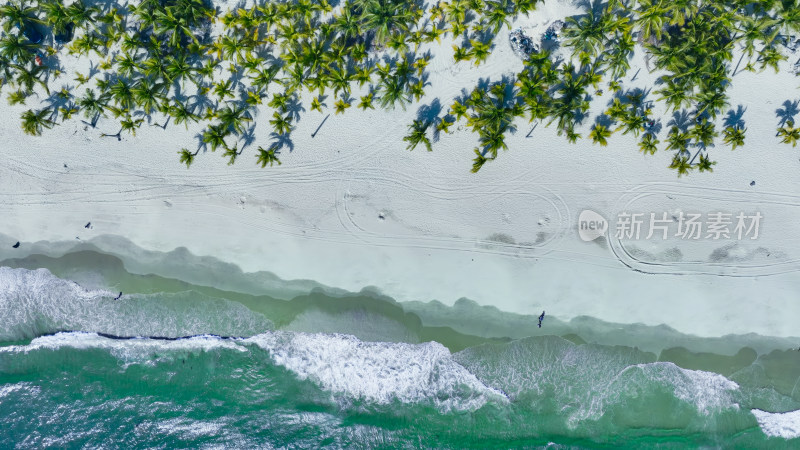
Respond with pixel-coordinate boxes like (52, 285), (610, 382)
(667, 365), (740, 414)
(0, 331), (246, 365)
(3, 330), (504, 412)
(247, 331), (507, 411)
(455, 338), (741, 428)
(751, 409), (800, 439)
(0, 266), (272, 340)
(155, 418), (226, 439)
(0, 382), (40, 399)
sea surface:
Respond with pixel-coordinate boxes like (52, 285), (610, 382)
(1, 245), (799, 448)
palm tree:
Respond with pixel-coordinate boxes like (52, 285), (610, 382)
(471, 148), (489, 173)
(268, 92), (290, 112)
(403, 119), (432, 151)
(120, 115), (144, 136)
(485, 1), (511, 33)
(655, 80), (690, 112)
(696, 89), (729, 118)
(453, 45), (471, 63)
(562, 9), (606, 59)
(170, 101), (200, 129)
(0, 0), (41, 33)
(777, 121), (800, 147)
(178, 148), (198, 168)
(589, 124), (612, 146)
(758, 45), (786, 73)
(66, 0), (100, 31)
(638, 133), (659, 155)
(335, 8), (360, 40)
(165, 54), (196, 87)
(635, 0), (667, 41)
(21, 108), (54, 135)
(256, 145), (282, 167)
(327, 65), (352, 96)
(269, 112), (292, 135)
(40, 0), (74, 41)
(217, 103), (253, 134)
(10, 63), (50, 94)
(691, 119), (717, 148)
(359, 0), (415, 47)
(469, 39), (492, 66)
(68, 31), (104, 57)
(154, 7), (198, 48)
(115, 52), (141, 77)
(618, 112), (645, 137)
(213, 79), (235, 100)
(334, 98), (351, 114)
(0, 34), (39, 64)
(722, 125), (746, 150)
(109, 79), (135, 110)
(665, 126), (689, 152)
(222, 144), (240, 165)
(450, 100), (468, 121)
(250, 66), (279, 92)
(437, 118), (454, 134)
(308, 95), (325, 112)
(664, 0), (698, 26)
(7, 90), (29, 105)
(480, 129), (508, 158)
(131, 80), (165, 115)
(78, 88), (105, 127)
(669, 154), (694, 177)
(379, 77), (408, 109)
(358, 93), (375, 110)
(202, 123), (230, 151)
(697, 153), (716, 172)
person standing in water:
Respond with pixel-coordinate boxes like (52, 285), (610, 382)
(538, 311), (545, 328)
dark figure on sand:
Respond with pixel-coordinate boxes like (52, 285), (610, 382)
(12, 242), (20, 248)
(114, 292), (122, 300)
(538, 311), (545, 328)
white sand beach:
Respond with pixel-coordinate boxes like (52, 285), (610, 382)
(2, 0), (800, 340)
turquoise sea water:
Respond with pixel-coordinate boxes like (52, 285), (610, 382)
(1, 246), (799, 448)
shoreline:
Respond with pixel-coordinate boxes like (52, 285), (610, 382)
(2, 236), (800, 347)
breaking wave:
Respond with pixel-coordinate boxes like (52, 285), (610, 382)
(0, 267), (272, 340)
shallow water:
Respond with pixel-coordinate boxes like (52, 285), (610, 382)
(1, 246), (799, 448)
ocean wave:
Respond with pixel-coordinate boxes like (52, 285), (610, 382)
(2, 330), (505, 412)
(0, 382), (40, 399)
(455, 337), (740, 429)
(751, 409), (800, 439)
(0, 332), (247, 366)
(247, 331), (507, 412)
(0, 267), (272, 340)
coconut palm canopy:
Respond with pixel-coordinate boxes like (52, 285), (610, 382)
(0, 0), (798, 174)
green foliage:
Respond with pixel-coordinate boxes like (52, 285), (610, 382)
(669, 154), (694, 177)
(4, 0), (797, 172)
(777, 121), (800, 147)
(256, 146), (281, 167)
(403, 119), (432, 151)
(21, 108), (54, 135)
(178, 148), (196, 168)
(589, 124), (612, 146)
(638, 133), (658, 155)
(722, 125), (746, 150)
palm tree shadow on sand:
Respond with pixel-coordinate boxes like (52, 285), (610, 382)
(775, 100), (799, 127)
